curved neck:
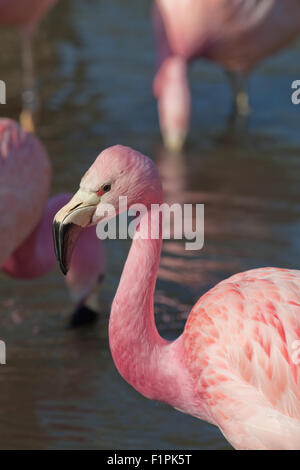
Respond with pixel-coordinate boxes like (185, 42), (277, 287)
(109, 208), (172, 400)
(108, 207), (210, 421)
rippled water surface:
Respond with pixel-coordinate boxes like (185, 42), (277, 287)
(0, 0), (300, 450)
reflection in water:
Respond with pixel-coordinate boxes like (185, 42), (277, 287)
(155, 146), (207, 331)
(0, 0), (299, 451)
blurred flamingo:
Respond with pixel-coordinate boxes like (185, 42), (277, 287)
(153, 0), (300, 150)
(0, 118), (106, 327)
(0, 0), (58, 132)
(54, 145), (300, 449)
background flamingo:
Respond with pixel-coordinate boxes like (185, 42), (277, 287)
(153, 0), (300, 150)
(54, 145), (300, 450)
(0, 118), (106, 327)
(0, 0), (58, 132)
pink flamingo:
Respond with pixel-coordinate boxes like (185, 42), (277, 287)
(153, 0), (300, 151)
(0, 0), (58, 132)
(0, 118), (106, 326)
(53, 145), (300, 449)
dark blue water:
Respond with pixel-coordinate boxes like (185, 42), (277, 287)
(0, 0), (299, 450)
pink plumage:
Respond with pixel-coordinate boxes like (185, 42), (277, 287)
(184, 267), (300, 449)
(155, 0), (300, 70)
(0, 0), (57, 28)
(0, 118), (51, 268)
(153, 0), (300, 150)
(0, 119), (106, 320)
(54, 145), (300, 449)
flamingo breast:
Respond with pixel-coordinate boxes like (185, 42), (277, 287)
(184, 267), (300, 425)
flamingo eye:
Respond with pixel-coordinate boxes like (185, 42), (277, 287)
(97, 183), (111, 196)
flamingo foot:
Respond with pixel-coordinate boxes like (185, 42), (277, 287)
(162, 129), (186, 153)
(20, 109), (36, 133)
(67, 305), (99, 328)
(236, 90), (251, 117)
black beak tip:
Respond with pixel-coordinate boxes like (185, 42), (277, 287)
(52, 220), (60, 259)
(52, 219), (69, 276)
(60, 262), (68, 276)
(52, 218), (83, 277)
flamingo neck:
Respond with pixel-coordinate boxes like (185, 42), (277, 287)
(109, 206), (211, 421)
(113, 204), (205, 408)
(109, 208), (168, 397)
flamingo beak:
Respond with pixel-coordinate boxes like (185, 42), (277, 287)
(53, 189), (100, 275)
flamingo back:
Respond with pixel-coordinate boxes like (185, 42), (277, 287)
(155, 0), (300, 72)
(0, 119), (51, 268)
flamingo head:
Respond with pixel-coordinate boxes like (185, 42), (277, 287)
(53, 145), (162, 274)
(154, 57), (190, 153)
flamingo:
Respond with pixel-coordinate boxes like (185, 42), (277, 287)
(53, 145), (300, 450)
(153, 0), (300, 151)
(0, 118), (106, 326)
(0, 0), (58, 132)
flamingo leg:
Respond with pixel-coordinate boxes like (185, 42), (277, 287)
(227, 71), (251, 118)
(68, 305), (99, 329)
(224, 70), (251, 135)
(67, 275), (105, 328)
(19, 27), (39, 133)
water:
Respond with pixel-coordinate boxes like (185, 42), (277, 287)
(0, 0), (300, 450)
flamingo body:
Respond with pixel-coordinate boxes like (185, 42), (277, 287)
(0, 119), (106, 317)
(0, 118), (51, 268)
(153, 0), (300, 149)
(0, 0), (57, 28)
(155, 0), (300, 72)
(54, 145), (300, 449)
(184, 267), (300, 449)
(2, 194), (106, 305)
